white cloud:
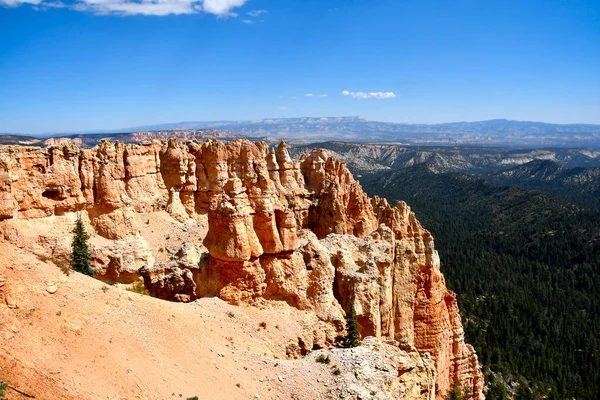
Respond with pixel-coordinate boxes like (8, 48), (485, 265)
(304, 93), (327, 98)
(278, 106), (289, 110)
(246, 8), (266, 17)
(37, 1), (67, 8)
(341, 90), (397, 99)
(0, 0), (42, 6)
(201, 0), (246, 16)
(72, 0), (197, 16)
(241, 19), (253, 24)
(1, 0), (247, 16)
(291, 96), (296, 99)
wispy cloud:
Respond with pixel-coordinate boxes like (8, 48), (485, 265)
(246, 8), (266, 17)
(305, 93), (314, 97)
(0, 0), (42, 6)
(1, 0), (248, 16)
(241, 19), (253, 24)
(317, 94), (328, 97)
(341, 90), (397, 99)
(278, 106), (289, 110)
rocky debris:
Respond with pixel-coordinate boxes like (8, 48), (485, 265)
(141, 266), (197, 303)
(91, 234), (156, 283)
(310, 337), (436, 400)
(0, 139), (484, 399)
(46, 281), (58, 294)
(172, 242), (205, 269)
(0, 274), (18, 308)
(137, 242), (208, 303)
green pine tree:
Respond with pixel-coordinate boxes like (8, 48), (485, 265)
(343, 302), (361, 348)
(71, 216), (94, 276)
(446, 380), (465, 400)
(0, 382), (7, 399)
(462, 385), (472, 400)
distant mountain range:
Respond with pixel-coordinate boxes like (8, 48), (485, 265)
(489, 159), (600, 208)
(3, 117), (600, 148)
(115, 117), (600, 147)
(288, 141), (600, 208)
(288, 141), (600, 174)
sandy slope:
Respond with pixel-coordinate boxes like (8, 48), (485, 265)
(0, 242), (337, 400)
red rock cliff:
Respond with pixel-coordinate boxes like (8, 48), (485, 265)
(0, 139), (483, 399)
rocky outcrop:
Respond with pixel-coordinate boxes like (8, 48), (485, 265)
(310, 337), (436, 400)
(372, 197), (484, 399)
(92, 235), (156, 284)
(0, 139), (483, 399)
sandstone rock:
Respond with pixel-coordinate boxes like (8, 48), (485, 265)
(172, 242), (205, 269)
(141, 267), (197, 303)
(0, 274), (18, 308)
(310, 336), (436, 400)
(46, 282), (58, 294)
(0, 139), (484, 399)
(321, 225), (396, 339)
(372, 196), (485, 400)
(91, 235), (156, 283)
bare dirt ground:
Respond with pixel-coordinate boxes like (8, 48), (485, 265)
(0, 241), (341, 400)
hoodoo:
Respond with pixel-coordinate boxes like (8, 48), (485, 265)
(0, 139), (483, 399)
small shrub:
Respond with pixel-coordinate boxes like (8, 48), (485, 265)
(226, 311), (235, 318)
(126, 281), (149, 296)
(316, 354), (331, 364)
(0, 382), (7, 398)
(259, 321), (267, 329)
(236, 383), (241, 388)
(445, 379), (473, 400)
(186, 397), (199, 400)
(37, 255), (71, 276)
(332, 366), (341, 376)
(55, 259), (71, 276)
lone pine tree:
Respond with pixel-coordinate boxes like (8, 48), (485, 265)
(343, 302), (361, 348)
(445, 380), (473, 400)
(446, 380), (464, 400)
(71, 216), (94, 276)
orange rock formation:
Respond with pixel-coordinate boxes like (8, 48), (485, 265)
(0, 139), (483, 399)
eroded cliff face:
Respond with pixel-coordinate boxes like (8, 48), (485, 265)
(0, 139), (483, 399)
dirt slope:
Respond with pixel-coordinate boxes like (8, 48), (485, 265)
(0, 242), (336, 400)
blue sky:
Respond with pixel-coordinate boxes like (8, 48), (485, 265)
(0, 0), (599, 134)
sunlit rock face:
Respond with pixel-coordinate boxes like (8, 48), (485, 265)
(0, 139), (483, 399)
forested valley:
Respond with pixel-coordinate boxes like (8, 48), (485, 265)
(362, 164), (600, 400)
